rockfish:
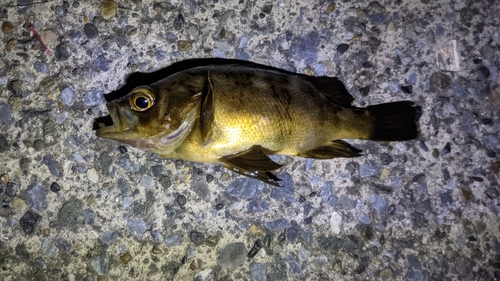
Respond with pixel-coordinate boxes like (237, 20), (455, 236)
(96, 63), (419, 185)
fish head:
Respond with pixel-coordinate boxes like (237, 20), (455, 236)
(96, 84), (201, 152)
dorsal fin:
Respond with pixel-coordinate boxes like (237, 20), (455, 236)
(302, 76), (354, 108)
(200, 71), (215, 146)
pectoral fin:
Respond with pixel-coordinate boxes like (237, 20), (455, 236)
(220, 145), (283, 186)
(298, 140), (362, 159)
(200, 71), (215, 146)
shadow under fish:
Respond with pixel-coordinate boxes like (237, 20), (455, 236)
(94, 59), (421, 186)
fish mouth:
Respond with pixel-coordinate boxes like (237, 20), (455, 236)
(95, 104), (140, 142)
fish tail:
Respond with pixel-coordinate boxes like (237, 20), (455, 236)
(362, 101), (420, 141)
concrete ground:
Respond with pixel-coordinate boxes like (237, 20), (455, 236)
(0, 0), (499, 280)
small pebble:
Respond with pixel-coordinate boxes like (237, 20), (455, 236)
(2, 21), (15, 34)
(100, 0), (117, 20)
(6, 38), (17, 52)
(119, 252), (133, 265)
(84, 23), (99, 39)
(178, 40), (192, 51)
(337, 44), (349, 54)
(176, 194), (186, 206)
(204, 235), (219, 247)
(60, 87), (77, 106)
(13, 197), (26, 210)
(189, 230), (205, 245)
(50, 182), (61, 193)
(55, 5), (64, 16)
(55, 44), (71, 61)
(33, 256), (45, 269)
(118, 146), (128, 154)
(277, 233), (286, 242)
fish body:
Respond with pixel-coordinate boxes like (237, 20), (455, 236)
(96, 63), (418, 185)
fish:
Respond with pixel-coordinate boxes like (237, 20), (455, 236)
(96, 62), (419, 186)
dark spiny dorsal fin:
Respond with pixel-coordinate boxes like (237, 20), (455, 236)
(200, 71), (215, 146)
(298, 140), (362, 159)
(302, 76), (354, 108)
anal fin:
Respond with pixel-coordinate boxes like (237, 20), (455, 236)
(219, 145), (283, 186)
(298, 140), (362, 159)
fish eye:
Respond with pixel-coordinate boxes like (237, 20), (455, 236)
(129, 89), (155, 112)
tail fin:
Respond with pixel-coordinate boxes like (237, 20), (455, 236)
(364, 101), (420, 141)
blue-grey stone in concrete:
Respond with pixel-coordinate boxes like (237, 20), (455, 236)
(83, 209), (95, 225)
(42, 154), (61, 177)
(34, 61), (50, 74)
(101, 230), (118, 245)
(41, 238), (59, 258)
(239, 35), (249, 48)
(227, 178), (266, 199)
(93, 55), (109, 72)
(439, 192), (453, 206)
(184, 0), (198, 12)
(140, 175), (154, 189)
(235, 50), (250, 60)
(84, 90), (106, 107)
(55, 237), (72, 253)
(0, 103), (15, 125)
(300, 227), (313, 244)
(287, 225), (301, 243)
(265, 218), (289, 232)
(150, 230), (163, 243)
(249, 262), (267, 281)
(289, 32), (318, 64)
(127, 218), (149, 241)
(26, 183), (48, 212)
(164, 234), (183, 246)
(285, 253), (306, 275)
(320, 181), (333, 202)
(358, 213), (372, 224)
(370, 13), (387, 25)
(91, 252), (109, 276)
(155, 50), (167, 61)
(217, 242), (246, 269)
(60, 87), (76, 106)
(371, 194), (388, 212)
(360, 163), (381, 178)
(482, 135), (499, 149)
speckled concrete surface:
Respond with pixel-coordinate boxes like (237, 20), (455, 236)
(0, 0), (499, 280)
